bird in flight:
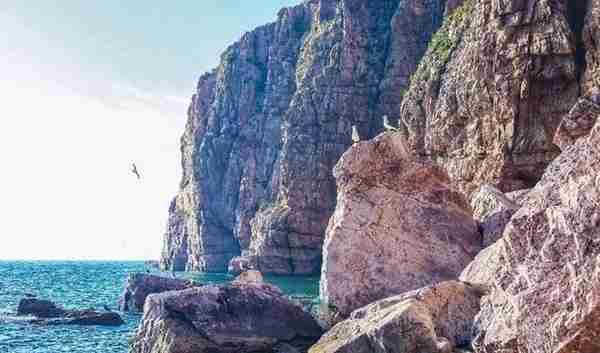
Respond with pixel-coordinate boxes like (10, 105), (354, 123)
(131, 163), (141, 181)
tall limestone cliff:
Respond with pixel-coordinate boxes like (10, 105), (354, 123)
(161, 0), (455, 274)
(400, 0), (597, 196)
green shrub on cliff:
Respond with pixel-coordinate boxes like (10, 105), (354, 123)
(410, 0), (474, 85)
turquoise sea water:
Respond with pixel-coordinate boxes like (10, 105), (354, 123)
(0, 261), (319, 353)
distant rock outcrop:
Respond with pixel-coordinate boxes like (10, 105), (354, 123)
(468, 118), (600, 352)
(16, 298), (124, 327)
(17, 298), (65, 318)
(130, 282), (322, 353)
(118, 273), (196, 312)
(161, 0), (461, 275)
(309, 281), (483, 353)
(320, 132), (481, 321)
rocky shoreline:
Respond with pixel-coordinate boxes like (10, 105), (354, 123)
(130, 0), (600, 352)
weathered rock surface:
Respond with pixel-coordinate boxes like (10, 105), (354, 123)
(130, 282), (322, 353)
(233, 270), (264, 284)
(17, 298), (65, 318)
(227, 255), (253, 274)
(400, 0), (592, 196)
(470, 184), (519, 247)
(16, 298), (124, 326)
(309, 281), (483, 353)
(320, 132), (481, 320)
(580, 0), (600, 97)
(118, 273), (196, 312)
(554, 97), (600, 150)
(469, 118), (600, 353)
(161, 0), (460, 275)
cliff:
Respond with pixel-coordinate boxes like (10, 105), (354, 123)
(317, 0), (600, 329)
(135, 0), (600, 352)
(161, 0), (456, 274)
(400, 0), (596, 195)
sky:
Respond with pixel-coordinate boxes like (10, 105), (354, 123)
(0, 0), (300, 260)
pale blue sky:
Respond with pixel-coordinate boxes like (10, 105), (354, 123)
(0, 1), (300, 260)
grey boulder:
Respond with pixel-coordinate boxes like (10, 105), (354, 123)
(130, 281), (323, 353)
(119, 273), (196, 312)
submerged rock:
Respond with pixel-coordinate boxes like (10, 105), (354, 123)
(471, 118), (600, 352)
(320, 132), (481, 321)
(118, 273), (196, 312)
(309, 281), (483, 353)
(45, 310), (124, 327)
(130, 281), (322, 353)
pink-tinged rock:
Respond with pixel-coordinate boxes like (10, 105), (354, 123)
(470, 185), (519, 247)
(320, 132), (481, 321)
(400, 0), (582, 196)
(471, 118), (600, 353)
(310, 281), (483, 353)
(553, 97), (600, 151)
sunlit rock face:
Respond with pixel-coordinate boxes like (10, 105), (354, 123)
(319, 132), (481, 321)
(400, 0), (591, 196)
(309, 281), (484, 353)
(466, 118), (600, 353)
(160, 0), (455, 274)
(129, 282), (322, 353)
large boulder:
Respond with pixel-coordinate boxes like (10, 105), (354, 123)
(470, 185), (520, 247)
(320, 132), (481, 320)
(470, 118), (600, 352)
(309, 281), (483, 353)
(118, 273), (196, 312)
(17, 298), (65, 318)
(130, 282), (323, 353)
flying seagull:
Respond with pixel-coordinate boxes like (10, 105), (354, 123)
(383, 115), (399, 132)
(131, 163), (141, 181)
(352, 125), (361, 144)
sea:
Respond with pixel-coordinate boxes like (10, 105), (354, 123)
(0, 261), (319, 353)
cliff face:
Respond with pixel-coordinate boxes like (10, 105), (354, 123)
(161, 0), (454, 274)
(400, 0), (594, 196)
